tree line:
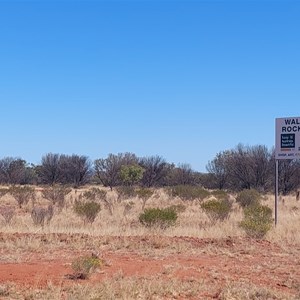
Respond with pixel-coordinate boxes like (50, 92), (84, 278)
(206, 144), (300, 194)
(0, 153), (197, 188)
(0, 144), (299, 194)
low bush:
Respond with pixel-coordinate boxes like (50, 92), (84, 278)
(0, 206), (15, 225)
(236, 189), (261, 208)
(201, 199), (232, 223)
(71, 255), (103, 279)
(210, 189), (229, 200)
(116, 186), (137, 200)
(80, 188), (107, 202)
(167, 185), (210, 201)
(9, 186), (35, 208)
(136, 188), (154, 210)
(80, 188), (113, 215)
(31, 205), (54, 227)
(139, 207), (178, 229)
(74, 200), (101, 224)
(240, 204), (273, 239)
(42, 185), (71, 209)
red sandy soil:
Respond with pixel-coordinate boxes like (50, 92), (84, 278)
(0, 234), (299, 298)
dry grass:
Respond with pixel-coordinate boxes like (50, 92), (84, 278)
(0, 277), (206, 299)
(1, 186), (300, 299)
(0, 277), (297, 300)
(1, 186), (300, 264)
(219, 281), (298, 300)
(1, 186), (300, 246)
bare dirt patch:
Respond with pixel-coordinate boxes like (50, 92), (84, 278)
(0, 233), (299, 299)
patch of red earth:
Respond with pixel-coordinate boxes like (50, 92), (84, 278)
(0, 235), (299, 298)
(0, 261), (68, 286)
(0, 254), (217, 286)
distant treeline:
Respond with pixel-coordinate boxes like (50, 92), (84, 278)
(0, 144), (299, 194)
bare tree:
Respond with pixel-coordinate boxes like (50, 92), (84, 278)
(139, 155), (168, 187)
(168, 163), (195, 186)
(0, 157), (14, 184)
(0, 157), (28, 184)
(206, 151), (230, 189)
(278, 159), (300, 195)
(248, 145), (271, 191)
(227, 145), (255, 190)
(60, 154), (92, 187)
(37, 153), (62, 185)
(94, 153), (138, 190)
(207, 145), (275, 191)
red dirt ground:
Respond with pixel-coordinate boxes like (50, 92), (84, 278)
(0, 234), (299, 299)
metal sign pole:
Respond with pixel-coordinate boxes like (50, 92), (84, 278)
(275, 159), (279, 226)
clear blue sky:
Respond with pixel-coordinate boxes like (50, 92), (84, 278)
(0, 0), (299, 172)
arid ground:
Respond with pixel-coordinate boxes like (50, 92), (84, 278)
(0, 187), (299, 299)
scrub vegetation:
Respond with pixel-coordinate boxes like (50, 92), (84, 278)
(0, 144), (300, 299)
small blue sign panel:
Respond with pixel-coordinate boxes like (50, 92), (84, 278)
(281, 134), (295, 148)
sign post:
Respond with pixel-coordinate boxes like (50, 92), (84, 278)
(275, 117), (300, 225)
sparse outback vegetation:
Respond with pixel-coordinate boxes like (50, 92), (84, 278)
(139, 207), (178, 229)
(201, 198), (232, 223)
(70, 255), (103, 279)
(236, 188), (262, 208)
(0, 206), (15, 225)
(210, 189), (229, 200)
(8, 185), (35, 208)
(116, 185), (137, 200)
(0, 186), (299, 299)
(167, 185), (210, 201)
(240, 204), (273, 238)
(136, 187), (154, 209)
(31, 205), (54, 227)
(42, 185), (71, 209)
(74, 200), (101, 224)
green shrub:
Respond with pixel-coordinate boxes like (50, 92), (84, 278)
(240, 204), (273, 239)
(71, 255), (102, 279)
(9, 186), (35, 208)
(74, 201), (101, 224)
(201, 199), (232, 223)
(236, 189), (261, 208)
(167, 185), (210, 201)
(120, 164), (145, 186)
(139, 207), (177, 229)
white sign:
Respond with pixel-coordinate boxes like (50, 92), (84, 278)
(275, 117), (300, 159)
